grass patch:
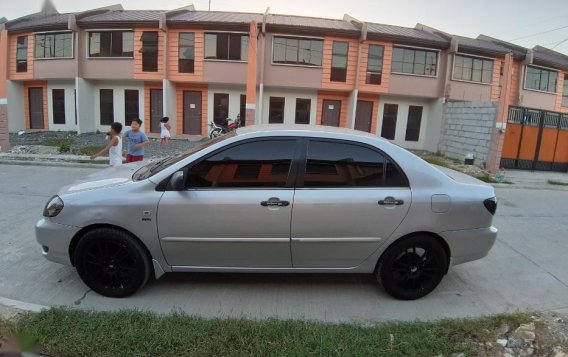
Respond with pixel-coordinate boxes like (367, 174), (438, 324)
(422, 155), (452, 168)
(0, 308), (531, 357)
(548, 179), (568, 186)
(40, 138), (74, 147)
(72, 146), (100, 156)
(475, 175), (514, 184)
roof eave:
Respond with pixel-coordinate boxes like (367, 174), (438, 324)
(366, 33), (449, 49)
(7, 24), (69, 34)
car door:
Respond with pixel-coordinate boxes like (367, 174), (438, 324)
(157, 138), (299, 268)
(291, 139), (411, 268)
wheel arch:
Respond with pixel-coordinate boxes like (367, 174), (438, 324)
(68, 224), (154, 268)
(376, 231), (452, 274)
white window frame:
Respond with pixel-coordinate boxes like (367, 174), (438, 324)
(33, 30), (75, 60)
(390, 44), (441, 78)
(270, 34), (324, 68)
(85, 29), (135, 59)
(203, 31), (249, 63)
(450, 52), (495, 86)
(523, 64), (559, 95)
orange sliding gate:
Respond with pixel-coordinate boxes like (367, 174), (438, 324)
(501, 106), (568, 172)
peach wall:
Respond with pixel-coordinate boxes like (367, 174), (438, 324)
(144, 81), (162, 133)
(203, 61), (247, 84)
(357, 41), (392, 94)
(34, 59), (78, 79)
(490, 58), (502, 102)
(134, 28), (165, 81)
(0, 29), (7, 98)
(23, 81), (48, 130)
(167, 28), (204, 82)
(8, 33), (34, 80)
(316, 91), (349, 128)
(175, 83), (208, 136)
(509, 61), (521, 106)
(321, 36), (358, 91)
(357, 93), (380, 134)
(554, 72), (568, 114)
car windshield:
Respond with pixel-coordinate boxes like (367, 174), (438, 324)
(132, 132), (236, 181)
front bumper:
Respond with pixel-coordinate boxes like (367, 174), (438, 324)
(440, 226), (498, 266)
(35, 218), (81, 266)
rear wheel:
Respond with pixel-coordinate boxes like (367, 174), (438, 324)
(377, 234), (447, 300)
(74, 228), (151, 298)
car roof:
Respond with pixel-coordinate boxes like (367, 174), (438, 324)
(236, 124), (384, 141)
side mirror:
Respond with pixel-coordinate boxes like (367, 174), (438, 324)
(169, 170), (186, 191)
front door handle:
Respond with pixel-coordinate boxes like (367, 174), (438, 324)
(378, 196), (404, 206)
(261, 198), (290, 207)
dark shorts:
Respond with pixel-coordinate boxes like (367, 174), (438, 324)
(126, 154), (144, 163)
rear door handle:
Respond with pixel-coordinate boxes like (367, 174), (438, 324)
(378, 196), (404, 206)
(261, 198), (290, 207)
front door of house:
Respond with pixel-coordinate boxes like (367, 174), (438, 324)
(183, 91), (202, 135)
(28, 88), (44, 129)
(354, 100), (373, 132)
(150, 89), (163, 134)
(321, 99), (341, 127)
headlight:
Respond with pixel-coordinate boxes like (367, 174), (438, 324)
(43, 195), (64, 217)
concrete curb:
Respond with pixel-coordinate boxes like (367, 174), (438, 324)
(0, 159), (106, 169)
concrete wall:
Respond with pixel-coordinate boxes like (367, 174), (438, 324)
(35, 59), (78, 79)
(260, 87), (318, 125)
(376, 95), (437, 151)
(91, 81), (145, 132)
(519, 89), (557, 110)
(47, 81), (77, 131)
(75, 77), (95, 133)
(439, 101), (497, 166)
(6, 80), (24, 132)
(163, 79), (177, 134)
(207, 85), (246, 126)
(203, 61), (247, 84)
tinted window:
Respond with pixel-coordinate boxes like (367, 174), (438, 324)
(124, 90), (139, 126)
(35, 32), (73, 59)
(88, 31), (133, 57)
(405, 106), (422, 142)
(16, 36), (28, 72)
(204, 33), (248, 61)
(381, 104), (398, 140)
(213, 93), (229, 125)
(331, 41), (348, 82)
(295, 98), (311, 124)
(304, 141), (408, 188)
(366, 44), (384, 85)
(179, 33), (195, 73)
(141, 32), (158, 72)
(269, 97), (285, 124)
(453, 54), (493, 84)
(273, 36), (323, 66)
(99, 89), (114, 125)
(187, 140), (296, 188)
(52, 89), (65, 124)
(525, 65), (558, 93)
(392, 47), (437, 76)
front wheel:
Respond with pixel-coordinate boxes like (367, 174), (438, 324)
(377, 234), (447, 300)
(209, 129), (222, 139)
(74, 228), (151, 298)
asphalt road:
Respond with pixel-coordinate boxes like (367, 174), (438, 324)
(1, 164), (567, 323)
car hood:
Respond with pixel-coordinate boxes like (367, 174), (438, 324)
(58, 162), (148, 194)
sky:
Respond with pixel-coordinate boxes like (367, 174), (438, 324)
(2, 0), (568, 55)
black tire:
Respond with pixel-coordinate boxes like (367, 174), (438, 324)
(377, 234), (447, 300)
(74, 228), (151, 298)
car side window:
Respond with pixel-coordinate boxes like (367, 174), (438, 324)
(187, 139), (297, 188)
(303, 140), (408, 188)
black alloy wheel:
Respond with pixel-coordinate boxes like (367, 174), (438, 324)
(378, 234), (447, 300)
(74, 228), (151, 298)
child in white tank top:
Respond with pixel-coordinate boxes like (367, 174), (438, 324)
(160, 117), (171, 146)
(91, 122), (124, 166)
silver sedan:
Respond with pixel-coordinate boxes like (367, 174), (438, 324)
(36, 125), (497, 300)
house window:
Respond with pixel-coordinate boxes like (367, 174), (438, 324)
(88, 31), (134, 58)
(99, 89), (114, 125)
(381, 104), (398, 140)
(124, 90), (139, 126)
(405, 106), (423, 142)
(269, 97), (285, 124)
(34, 32), (73, 59)
(330, 41), (348, 82)
(562, 74), (568, 107)
(179, 32), (195, 73)
(453, 54), (493, 84)
(213, 93), (229, 125)
(366, 44), (384, 85)
(140, 32), (158, 72)
(295, 98), (311, 124)
(52, 89), (66, 124)
(525, 65), (558, 93)
(272, 36), (323, 66)
(204, 33), (249, 61)
(16, 36), (28, 72)
(391, 47), (438, 76)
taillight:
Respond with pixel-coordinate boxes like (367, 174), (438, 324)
(483, 197), (497, 215)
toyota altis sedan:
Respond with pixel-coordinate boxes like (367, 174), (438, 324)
(36, 125), (497, 300)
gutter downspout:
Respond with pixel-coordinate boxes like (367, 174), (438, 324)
(258, 8), (269, 124)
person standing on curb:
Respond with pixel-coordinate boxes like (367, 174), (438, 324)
(123, 119), (150, 163)
(160, 117), (171, 146)
(90, 122), (123, 166)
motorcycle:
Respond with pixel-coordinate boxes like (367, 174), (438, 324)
(208, 114), (241, 138)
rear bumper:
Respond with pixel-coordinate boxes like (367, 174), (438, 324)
(35, 218), (80, 266)
(440, 226), (497, 266)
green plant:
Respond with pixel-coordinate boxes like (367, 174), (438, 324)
(58, 143), (71, 153)
(41, 138), (73, 147)
(475, 175), (513, 184)
(547, 179), (568, 186)
(73, 146), (100, 156)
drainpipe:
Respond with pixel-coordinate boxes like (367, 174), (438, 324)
(350, 22), (367, 129)
(257, 8), (269, 124)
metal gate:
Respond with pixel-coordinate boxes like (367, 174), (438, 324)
(501, 106), (568, 172)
